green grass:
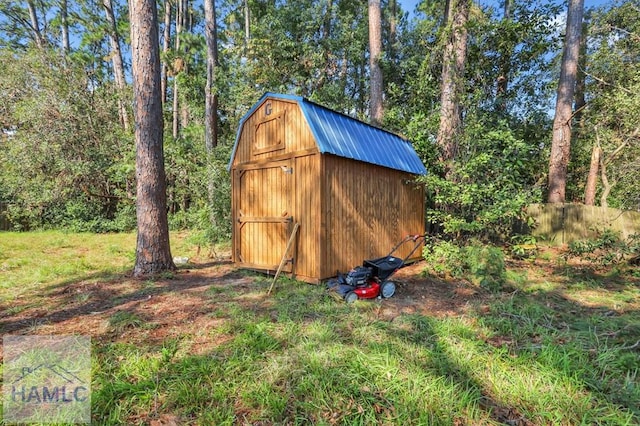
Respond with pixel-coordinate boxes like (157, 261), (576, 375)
(0, 231), (135, 296)
(0, 230), (198, 297)
(108, 311), (151, 334)
(1, 232), (639, 424)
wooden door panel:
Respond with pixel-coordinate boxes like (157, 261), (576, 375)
(236, 160), (294, 272)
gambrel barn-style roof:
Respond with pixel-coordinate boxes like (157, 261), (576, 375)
(229, 93), (427, 176)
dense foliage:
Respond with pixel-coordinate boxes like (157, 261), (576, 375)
(422, 238), (507, 291)
(0, 49), (134, 232)
(570, 0), (640, 210)
(0, 0), (638, 242)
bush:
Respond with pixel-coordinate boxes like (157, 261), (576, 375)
(423, 240), (507, 291)
(418, 123), (544, 243)
(422, 240), (465, 277)
(0, 50), (134, 232)
(568, 230), (640, 265)
(465, 245), (507, 291)
(509, 234), (539, 260)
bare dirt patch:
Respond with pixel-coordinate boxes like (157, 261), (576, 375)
(383, 261), (486, 318)
(1, 254), (486, 354)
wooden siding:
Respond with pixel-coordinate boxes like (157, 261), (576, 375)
(292, 153), (321, 281)
(231, 98), (317, 167)
(234, 160), (294, 272)
(231, 96), (321, 277)
(320, 155), (425, 280)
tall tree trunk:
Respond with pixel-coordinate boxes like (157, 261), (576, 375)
(388, 0), (399, 64)
(357, 57), (366, 117)
(244, 0), (250, 48)
(60, 0), (70, 53)
(179, 0), (190, 129)
(547, 0), (584, 203)
(204, 0), (218, 152)
(322, 0), (332, 41)
(574, 19), (588, 128)
(27, 0), (44, 48)
(496, 0), (511, 111)
(313, 0), (332, 92)
(161, 0), (172, 106)
(103, 0), (130, 131)
(130, 0), (175, 276)
(172, 0), (183, 139)
(437, 0), (470, 169)
(584, 142), (601, 206)
(578, 20), (591, 205)
(368, 0), (383, 126)
(600, 155), (611, 209)
(204, 0), (219, 227)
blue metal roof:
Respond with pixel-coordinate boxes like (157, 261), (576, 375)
(228, 93), (427, 175)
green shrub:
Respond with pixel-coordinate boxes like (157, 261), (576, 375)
(418, 124), (544, 242)
(568, 230), (639, 265)
(465, 245), (506, 291)
(510, 234), (539, 260)
(423, 240), (506, 291)
(422, 240), (465, 277)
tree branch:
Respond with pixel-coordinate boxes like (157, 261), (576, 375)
(571, 100), (589, 121)
(597, 127), (638, 208)
(609, 26), (640, 43)
(599, 127), (637, 166)
(583, 71), (635, 95)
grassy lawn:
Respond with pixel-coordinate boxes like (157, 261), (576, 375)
(1, 231), (639, 425)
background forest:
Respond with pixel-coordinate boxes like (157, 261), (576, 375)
(0, 0), (639, 243)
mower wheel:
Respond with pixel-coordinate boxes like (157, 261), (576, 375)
(344, 291), (358, 304)
(380, 281), (396, 298)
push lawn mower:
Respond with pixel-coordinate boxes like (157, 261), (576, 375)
(326, 234), (428, 303)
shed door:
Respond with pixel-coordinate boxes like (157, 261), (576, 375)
(236, 160), (295, 272)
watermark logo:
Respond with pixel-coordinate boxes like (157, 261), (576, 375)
(3, 335), (91, 424)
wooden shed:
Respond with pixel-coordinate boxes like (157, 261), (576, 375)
(228, 93), (427, 283)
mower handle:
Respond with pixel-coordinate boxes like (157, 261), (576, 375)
(385, 233), (429, 260)
(407, 233), (428, 242)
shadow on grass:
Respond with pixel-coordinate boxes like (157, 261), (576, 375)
(93, 270), (638, 424)
(392, 314), (536, 425)
(2, 257), (639, 424)
(0, 259), (237, 335)
(481, 282), (640, 415)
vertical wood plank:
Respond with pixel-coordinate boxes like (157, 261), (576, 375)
(320, 155), (424, 279)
